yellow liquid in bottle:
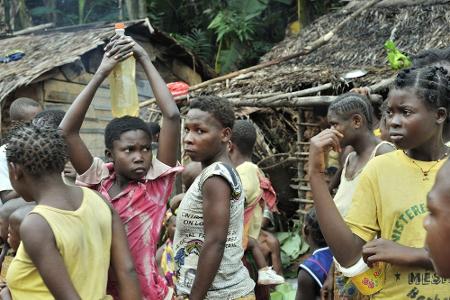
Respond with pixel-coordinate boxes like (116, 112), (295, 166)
(109, 56), (139, 117)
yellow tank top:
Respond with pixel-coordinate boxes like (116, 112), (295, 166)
(6, 188), (113, 300)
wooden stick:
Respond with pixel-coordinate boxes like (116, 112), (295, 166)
(369, 75), (396, 93)
(14, 23), (54, 35)
(230, 96), (335, 107)
(259, 83), (332, 102)
(188, 0), (379, 91)
(229, 94), (382, 107)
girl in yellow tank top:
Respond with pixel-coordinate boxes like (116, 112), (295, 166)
(1, 124), (142, 300)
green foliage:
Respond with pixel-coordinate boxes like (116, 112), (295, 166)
(207, 0), (275, 73)
(28, 0), (119, 26)
(276, 221), (310, 274)
(173, 29), (213, 62)
(19, 0), (343, 75)
(384, 40), (412, 70)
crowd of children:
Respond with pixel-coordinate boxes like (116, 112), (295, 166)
(0, 31), (448, 300)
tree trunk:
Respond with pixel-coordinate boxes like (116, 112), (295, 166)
(0, 0), (8, 34)
(9, 0), (32, 31)
(43, 0), (57, 24)
(138, 0), (146, 19)
(124, 0), (138, 19)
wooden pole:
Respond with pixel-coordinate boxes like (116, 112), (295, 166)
(188, 0), (380, 92)
(229, 94), (382, 108)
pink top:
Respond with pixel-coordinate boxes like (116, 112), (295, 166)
(77, 157), (183, 300)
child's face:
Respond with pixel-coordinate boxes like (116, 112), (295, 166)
(386, 89), (442, 150)
(108, 129), (152, 180)
(183, 109), (230, 163)
(19, 106), (43, 122)
(7, 221), (20, 251)
(424, 164), (450, 277)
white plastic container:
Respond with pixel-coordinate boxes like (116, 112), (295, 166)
(335, 257), (385, 295)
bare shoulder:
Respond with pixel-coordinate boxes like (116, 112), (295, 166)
(20, 213), (54, 249)
(375, 142), (396, 156)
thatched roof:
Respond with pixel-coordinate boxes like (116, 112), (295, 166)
(0, 19), (215, 102)
(195, 0), (450, 96)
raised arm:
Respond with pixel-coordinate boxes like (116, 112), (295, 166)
(189, 176), (230, 300)
(60, 38), (134, 174)
(308, 129), (365, 267)
(131, 39), (180, 167)
(20, 214), (81, 300)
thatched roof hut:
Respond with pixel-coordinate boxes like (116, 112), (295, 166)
(0, 19), (214, 157)
(195, 0), (450, 96)
(179, 0), (450, 220)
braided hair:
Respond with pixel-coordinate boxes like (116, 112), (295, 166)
(304, 208), (327, 248)
(394, 66), (450, 111)
(328, 93), (374, 129)
(5, 124), (68, 177)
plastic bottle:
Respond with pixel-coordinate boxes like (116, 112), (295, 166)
(109, 23), (139, 117)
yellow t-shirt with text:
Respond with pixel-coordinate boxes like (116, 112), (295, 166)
(345, 150), (450, 299)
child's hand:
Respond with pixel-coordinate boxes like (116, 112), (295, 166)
(362, 238), (412, 267)
(97, 39), (133, 75)
(308, 129), (343, 174)
(320, 271), (334, 300)
(105, 34), (148, 62)
(350, 87), (371, 96)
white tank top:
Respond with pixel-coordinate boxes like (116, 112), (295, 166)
(333, 141), (393, 217)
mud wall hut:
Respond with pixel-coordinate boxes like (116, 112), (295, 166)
(0, 18), (214, 158)
(156, 0), (450, 223)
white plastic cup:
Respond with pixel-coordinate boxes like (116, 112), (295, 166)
(334, 257), (384, 295)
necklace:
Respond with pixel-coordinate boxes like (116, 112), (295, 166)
(403, 150), (449, 181)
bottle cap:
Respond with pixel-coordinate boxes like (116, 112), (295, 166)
(115, 23), (125, 29)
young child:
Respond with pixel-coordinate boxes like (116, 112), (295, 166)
(156, 212), (177, 288)
(0, 198), (27, 277)
(60, 35), (181, 300)
(309, 66), (450, 299)
(7, 205), (35, 252)
(1, 124), (141, 299)
(424, 159), (450, 278)
(0, 98), (43, 203)
(0, 205), (36, 282)
(296, 209), (333, 300)
(173, 96), (255, 300)
(229, 119), (284, 285)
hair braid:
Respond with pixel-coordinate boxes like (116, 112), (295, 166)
(328, 93), (374, 129)
(6, 124), (68, 176)
(394, 66), (450, 110)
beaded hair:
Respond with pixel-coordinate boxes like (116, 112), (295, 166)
(5, 124), (68, 177)
(328, 93), (374, 129)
